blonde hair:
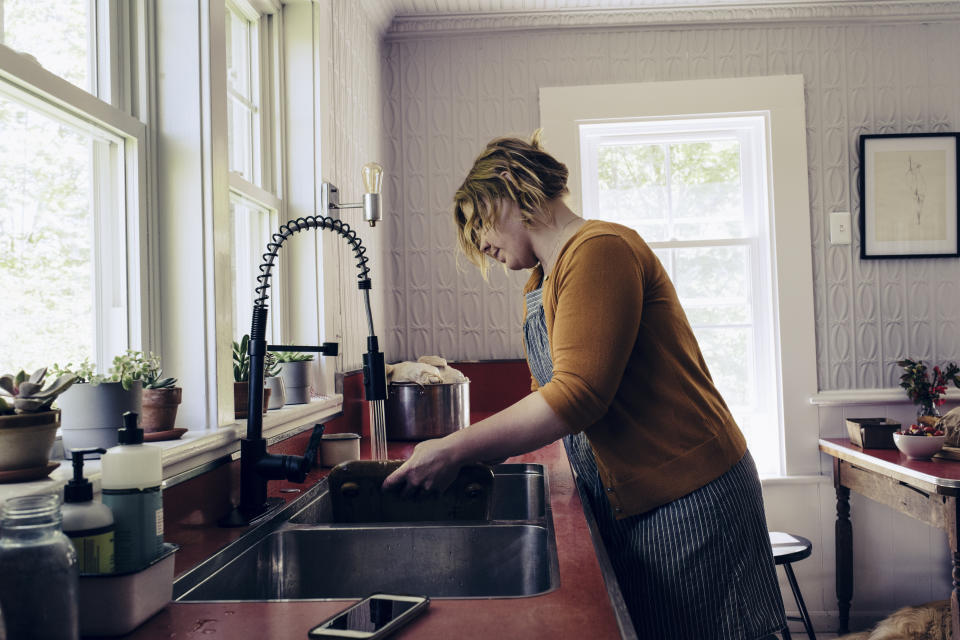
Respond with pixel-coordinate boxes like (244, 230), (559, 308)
(453, 130), (569, 277)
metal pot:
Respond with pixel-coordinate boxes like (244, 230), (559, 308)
(385, 381), (470, 440)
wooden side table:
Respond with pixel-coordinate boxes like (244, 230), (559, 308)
(819, 438), (960, 636)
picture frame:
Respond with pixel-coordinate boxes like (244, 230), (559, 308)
(859, 132), (959, 259)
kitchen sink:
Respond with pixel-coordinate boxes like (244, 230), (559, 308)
(176, 524), (555, 600)
(174, 464), (558, 601)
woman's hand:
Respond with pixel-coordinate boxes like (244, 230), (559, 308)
(382, 437), (463, 497)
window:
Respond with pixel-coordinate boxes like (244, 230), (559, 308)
(0, 7), (144, 376)
(541, 76), (818, 476)
(581, 117), (780, 474)
(225, 0), (283, 344)
(230, 193), (279, 342)
(226, 1), (261, 184)
(0, 0), (91, 92)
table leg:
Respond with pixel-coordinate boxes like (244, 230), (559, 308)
(947, 496), (960, 640)
(834, 458), (852, 635)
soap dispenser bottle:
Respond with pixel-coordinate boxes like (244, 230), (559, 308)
(101, 412), (164, 573)
(62, 447), (115, 574)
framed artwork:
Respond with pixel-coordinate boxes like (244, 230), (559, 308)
(859, 132), (959, 259)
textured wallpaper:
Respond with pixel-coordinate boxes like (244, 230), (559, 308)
(382, 20), (960, 390)
(327, 0), (386, 371)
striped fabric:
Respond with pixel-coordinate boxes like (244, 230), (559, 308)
(524, 286), (786, 640)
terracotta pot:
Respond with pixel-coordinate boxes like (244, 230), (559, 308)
(233, 382), (270, 419)
(140, 387), (183, 433)
(0, 410), (60, 471)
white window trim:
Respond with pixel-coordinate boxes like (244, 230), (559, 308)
(0, 41), (148, 368)
(540, 75), (818, 476)
(579, 116), (781, 475)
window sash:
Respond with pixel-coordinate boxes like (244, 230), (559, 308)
(0, 41), (145, 374)
(581, 116), (780, 474)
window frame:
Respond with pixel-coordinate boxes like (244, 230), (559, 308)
(225, 0), (287, 345)
(0, 38), (148, 374)
(579, 116), (782, 474)
(540, 75), (818, 477)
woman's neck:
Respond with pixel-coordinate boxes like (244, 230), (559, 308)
(535, 201), (584, 277)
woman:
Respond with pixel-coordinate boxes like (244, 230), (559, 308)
(382, 131), (787, 639)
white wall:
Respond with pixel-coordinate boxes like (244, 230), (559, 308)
(380, 10), (960, 632)
(283, 0), (388, 383)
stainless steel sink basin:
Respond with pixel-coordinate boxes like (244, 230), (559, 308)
(174, 464), (558, 601)
(286, 463), (546, 525)
(177, 524), (556, 600)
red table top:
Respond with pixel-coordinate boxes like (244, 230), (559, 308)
(820, 437), (960, 494)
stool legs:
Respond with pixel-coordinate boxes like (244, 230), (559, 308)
(783, 562), (816, 640)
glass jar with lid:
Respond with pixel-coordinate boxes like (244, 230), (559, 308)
(0, 493), (78, 640)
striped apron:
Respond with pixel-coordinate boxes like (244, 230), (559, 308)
(524, 286), (787, 640)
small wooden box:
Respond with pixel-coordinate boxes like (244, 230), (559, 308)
(846, 417), (900, 449)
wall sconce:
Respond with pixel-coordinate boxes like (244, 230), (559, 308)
(220, 163), (388, 527)
(321, 162), (383, 227)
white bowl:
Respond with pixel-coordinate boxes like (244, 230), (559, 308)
(893, 433), (945, 460)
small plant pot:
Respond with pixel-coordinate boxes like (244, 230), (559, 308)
(140, 387), (183, 433)
(264, 376), (286, 410)
(0, 410), (60, 471)
(57, 382), (142, 458)
(233, 382), (270, 419)
(280, 360), (312, 405)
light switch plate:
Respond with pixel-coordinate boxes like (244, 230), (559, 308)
(830, 211), (851, 245)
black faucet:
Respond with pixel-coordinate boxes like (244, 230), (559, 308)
(219, 216), (388, 527)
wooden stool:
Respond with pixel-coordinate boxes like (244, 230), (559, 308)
(769, 531), (816, 640)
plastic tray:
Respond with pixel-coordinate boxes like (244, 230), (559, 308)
(78, 543), (179, 636)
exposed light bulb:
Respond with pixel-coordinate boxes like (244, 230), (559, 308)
(362, 162), (383, 195)
(361, 162), (384, 227)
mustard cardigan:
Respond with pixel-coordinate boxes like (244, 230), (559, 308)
(525, 220), (747, 518)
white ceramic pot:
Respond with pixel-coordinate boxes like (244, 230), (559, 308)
(320, 433), (361, 467)
(280, 361), (312, 405)
(57, 382), (142, 458)
(264, 376), (286, 409)
(0, 411), (60, 471)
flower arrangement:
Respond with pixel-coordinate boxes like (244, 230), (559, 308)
(897, 358), (960, 418)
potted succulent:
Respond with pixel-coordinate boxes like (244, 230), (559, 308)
(53, 351), (152, 457)
(264, 352), (286, 410)
(0, 368), (77, 473)
(233, 335), (269, 419)
(138, 353), (182, 433)
(275, 351), (314, 405)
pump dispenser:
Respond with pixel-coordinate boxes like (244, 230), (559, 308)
(62, 448), (115, 574)
(101, 412), (163, 572)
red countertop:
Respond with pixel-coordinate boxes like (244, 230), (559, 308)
(113, 363), (623, 639)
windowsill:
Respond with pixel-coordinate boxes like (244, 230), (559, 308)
(0, 395), (343, 505)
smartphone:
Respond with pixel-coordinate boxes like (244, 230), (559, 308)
(307, 593), (430, 639)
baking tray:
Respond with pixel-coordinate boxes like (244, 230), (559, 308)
(329, 460), (493, 522)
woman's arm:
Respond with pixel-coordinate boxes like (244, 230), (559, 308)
(381, 391), (570, 494)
